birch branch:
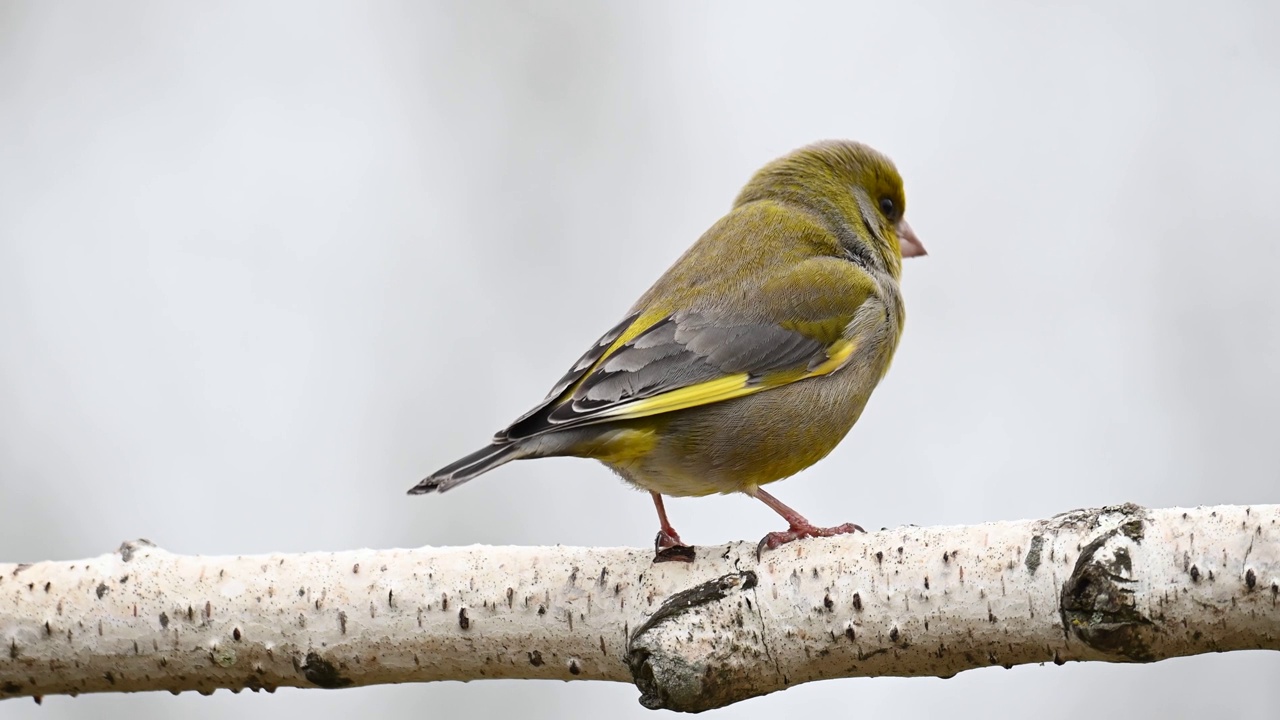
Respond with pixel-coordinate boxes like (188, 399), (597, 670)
(2, 503), (1278, 712)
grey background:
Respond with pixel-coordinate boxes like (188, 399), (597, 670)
(2, 1), (1278, 718)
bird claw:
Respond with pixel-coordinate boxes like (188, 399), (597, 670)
(756, 522), (865, 559)
(654, 529), (696, 563)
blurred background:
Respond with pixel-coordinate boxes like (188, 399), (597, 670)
(2, 1), (1278, 717)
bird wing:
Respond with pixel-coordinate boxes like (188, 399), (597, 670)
(494, 310), (641, 441)
(498, 256), (878, 441)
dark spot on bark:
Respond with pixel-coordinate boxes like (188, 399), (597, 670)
(1246, 569), (1257, 591)
(569, 566), (579, 584)
(897, 546), (903, 555)
(117, 539), (154, 562)
(1059, 520), (1155, 661)
(1, 681), (21, 693)
(159, 612), (169, 628)
(1190, 565), (1201, 582)
(442, 594), (449, 611)
(299, 652), (352, 689)
(95, 583), (109, 599)
(528, 650), (544, 666)
(627, 571), (757, 644)
(889, 626), (900, 643)
(233, 628), (241, 641)
(845, 626), (855, 641)
(537, 605), (546, 616)
(507, 587), (515, 608)
(598, 567), (609, 587)
(7, 640), (16, 659)
(625, 571), (760, 709)
(352, 563), (359, 574)
(943, 550), (951, 563)
(1025, 535), (1045, 575)
(44, 582), (51, 592)
(924, 576), (930, 590)
(852, 592), (863, 611)
(1119, 518), (1144, 542)
(44, 621), (51, 636)
(823, 593), (834, 611)
(875, 551), (883, 564)
(656, 543), (696, 562)
(104, 671), (115, 685)
(569, 659), (581, 675)
(339, 611), (348, 634)
(459, 608), (470, 630)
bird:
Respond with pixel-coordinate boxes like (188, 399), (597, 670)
(409, 139), (925, 562)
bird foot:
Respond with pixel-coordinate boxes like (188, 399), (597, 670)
(757, 521), (865, 559)
(653, 529), (696, 563)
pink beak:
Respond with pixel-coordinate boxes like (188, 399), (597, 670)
(897, 219), (926, 258)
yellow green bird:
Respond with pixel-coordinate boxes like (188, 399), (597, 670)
(409, 140), (925, 561)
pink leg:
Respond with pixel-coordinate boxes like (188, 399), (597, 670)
(752, 487), (864, 557)
(652, 493), (695, 563)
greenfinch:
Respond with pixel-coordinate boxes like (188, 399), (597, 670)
(410, 140), (925, 561)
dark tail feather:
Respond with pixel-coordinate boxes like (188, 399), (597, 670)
(407, 442), (524, 495)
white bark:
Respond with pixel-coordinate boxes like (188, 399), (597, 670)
(2, 504), (1278, 712)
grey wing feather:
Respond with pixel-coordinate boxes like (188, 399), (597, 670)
(494, 311), (639, 441)
(501, 309), (831, 439)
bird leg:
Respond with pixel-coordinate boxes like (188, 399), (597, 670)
(651, 492), (696, 563)
(751, 487), (864, 558)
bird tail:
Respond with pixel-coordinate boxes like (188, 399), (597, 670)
(407, 442), (525, 495)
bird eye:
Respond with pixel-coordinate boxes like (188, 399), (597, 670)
(878, 197), (896, 217)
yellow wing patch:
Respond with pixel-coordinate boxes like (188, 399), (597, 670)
(806, 337), (856, 376)
(598, 372), (756, 421)
(597, 339), (855, 422)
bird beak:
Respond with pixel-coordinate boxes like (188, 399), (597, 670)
(897, 219), (926, 258)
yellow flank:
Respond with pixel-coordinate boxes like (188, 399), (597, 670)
(583, 427), (659, 465)
(599, 339), (856, 422)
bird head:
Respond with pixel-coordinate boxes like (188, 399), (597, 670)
(733, 140), (926, 278)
